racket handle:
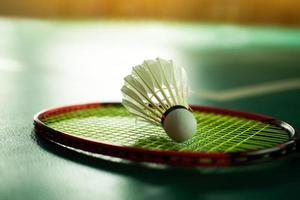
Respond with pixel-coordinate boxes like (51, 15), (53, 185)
(295, 136), (300, 152)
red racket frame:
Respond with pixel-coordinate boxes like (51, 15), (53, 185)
(34, 102), (298, 167)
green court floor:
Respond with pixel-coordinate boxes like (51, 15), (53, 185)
(0, 18), (300, 200)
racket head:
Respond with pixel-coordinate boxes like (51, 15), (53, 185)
(34, 102), (298, 167)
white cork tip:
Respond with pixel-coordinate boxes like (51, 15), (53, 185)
(162, 108), (197, 143)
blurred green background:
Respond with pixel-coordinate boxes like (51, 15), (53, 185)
(1, 1), (300, 200)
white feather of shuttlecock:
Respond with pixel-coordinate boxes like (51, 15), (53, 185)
(121, 58), (189, 125)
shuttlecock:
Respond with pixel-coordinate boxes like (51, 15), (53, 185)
(121, 58), (197, 142)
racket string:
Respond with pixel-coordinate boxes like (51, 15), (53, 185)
(41, 106), (290, 153)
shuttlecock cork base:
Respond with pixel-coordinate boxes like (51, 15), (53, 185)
(161, 105), (197, 142)
(121, 58), (197, 143)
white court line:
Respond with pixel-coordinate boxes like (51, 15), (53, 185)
(191, 78), (300, 101)
(0, 58), (23, 72)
